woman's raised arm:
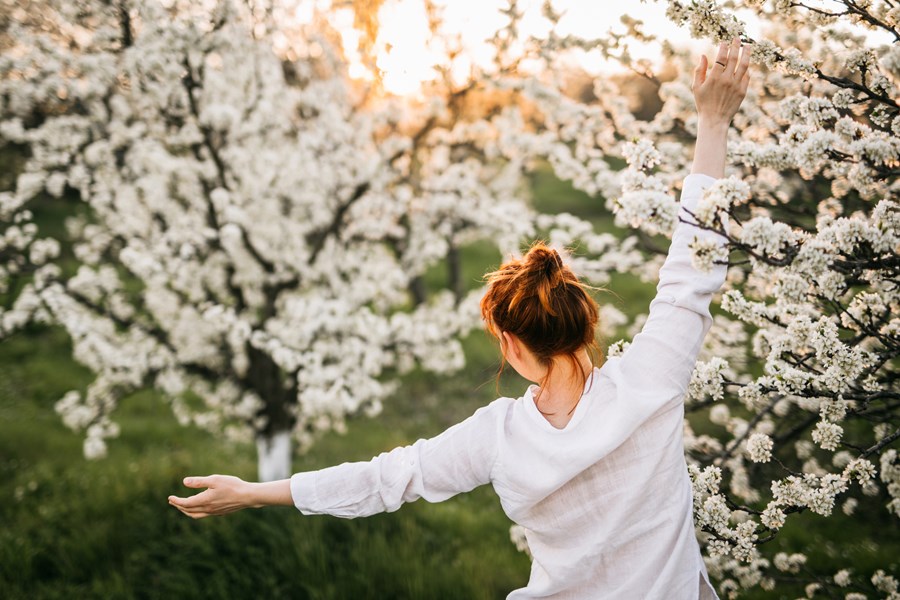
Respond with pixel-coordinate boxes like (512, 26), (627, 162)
(610, 39), (750, 405)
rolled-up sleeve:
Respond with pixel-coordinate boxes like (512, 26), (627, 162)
(290, 397), (510, 518)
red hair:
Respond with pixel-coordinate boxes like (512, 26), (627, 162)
(480, 241), (602, 393)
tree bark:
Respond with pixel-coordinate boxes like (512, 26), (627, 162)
(245, 343), (296, 481)
(447, 239), (463, 304)
(409, 275), (427, 306)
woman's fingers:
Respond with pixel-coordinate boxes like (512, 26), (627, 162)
(169, 474), (249, 518)
(168, 494), (200, 510)
(172, 502), (209, 519)
(735, 42), (751, 81)
(692, 38), (750, 126)
(175, 489), (212, 508)
(169, 493), (213, 518)
(739, 69), (751, 95)
(695, 37), (748, 95)
(725, 37), (741, 73)
(693, 54), (708, 90)
(712, 42), (729, 74)
(183, 475), (213, 489)
(708, 37), (745, 80)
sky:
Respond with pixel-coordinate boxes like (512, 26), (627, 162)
(288, 0), (885, 96)
(365, 0), (713, 93)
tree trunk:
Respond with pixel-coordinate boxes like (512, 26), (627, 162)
(447, 239), (463, 303)
(409, 275), (427, 306)
(244, 343), (297, 482)
(256, 430), (292, 482)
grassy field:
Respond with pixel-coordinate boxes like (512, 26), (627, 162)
(2, 166), (897, 599)
(0, 324), (534, 599)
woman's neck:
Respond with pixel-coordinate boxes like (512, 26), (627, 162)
(533, 350), (594, 429)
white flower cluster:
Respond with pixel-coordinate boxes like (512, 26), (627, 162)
(688, 235), (730, 273)
(509, 524), (532, 558)
(746, 433), (773, 464)
(694, 177), (751, 228)
(771, 472), (849, 517)
(688, 357), (730, 404)
(614, 161), (679, 237)
(665, 0), (745, 43)
(882, 450), (900, 518)
(621, 139), (661, 171)
(738, 216), (800, 261)
(0, 179), (61, 331)
(689, 464), (762, 563)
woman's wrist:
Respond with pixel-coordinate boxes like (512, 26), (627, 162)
(691, 119), (730, 178)
(242, 481), (262, 508)
(244, 479), (294, 508)
(696, 116), (730, 134)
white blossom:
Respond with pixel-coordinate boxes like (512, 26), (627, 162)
(694, 177), (750, 227)
(834, 569), (851, 587)
(761, 505), (785, 530)
(812, 421), (843, 451)
(509, 524), (532, 558)
(747, 433), (774, 463)
(872, 570), (899, 594)
(774, 552), (807, 573)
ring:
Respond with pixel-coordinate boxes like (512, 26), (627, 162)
(715, 60), (727, 67)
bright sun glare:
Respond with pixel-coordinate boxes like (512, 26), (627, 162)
(372, 0), (717, 95)
(291, 0), (891, 96)
(299, 0), (747, 96)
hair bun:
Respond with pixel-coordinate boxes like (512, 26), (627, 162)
(480, 238), (600, 378)
(525, 243), (565, 288)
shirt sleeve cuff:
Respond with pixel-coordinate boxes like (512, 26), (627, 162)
(679, 173), (718, 212)
(290, 471), (321, 515)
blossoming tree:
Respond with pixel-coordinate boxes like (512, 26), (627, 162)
(1, 0), (898, 596)
(0, 0), (639, 480)
(531, 1), (899, 596)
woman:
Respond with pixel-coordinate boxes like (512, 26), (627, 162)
(169, 38), (750, 599)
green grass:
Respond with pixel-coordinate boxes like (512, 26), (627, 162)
(0, 326), (531, 599)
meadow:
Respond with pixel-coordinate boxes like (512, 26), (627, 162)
(1, 167), (896, 599)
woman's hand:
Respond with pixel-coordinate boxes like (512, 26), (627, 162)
(690, 38), (751, 178)
(692, 37), (751, 128)
(168, 475), (252, 519)
(168, 475), (294, 518)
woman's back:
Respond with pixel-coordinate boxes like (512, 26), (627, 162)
(493, 375), (708, 598)
(488, 170), (729, 598)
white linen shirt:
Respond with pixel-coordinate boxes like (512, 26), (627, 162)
(290, 174), (725, 600)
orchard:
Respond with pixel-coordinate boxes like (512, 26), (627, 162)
(1, 0), (897, 597)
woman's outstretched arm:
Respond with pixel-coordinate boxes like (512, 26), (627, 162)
(169, 397), (510, 519)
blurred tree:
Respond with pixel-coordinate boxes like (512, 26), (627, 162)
(0, 0), (633, 480)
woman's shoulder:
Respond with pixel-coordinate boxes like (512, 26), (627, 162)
(480, 395), (519, 420)
(464, 395), (522, 436)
